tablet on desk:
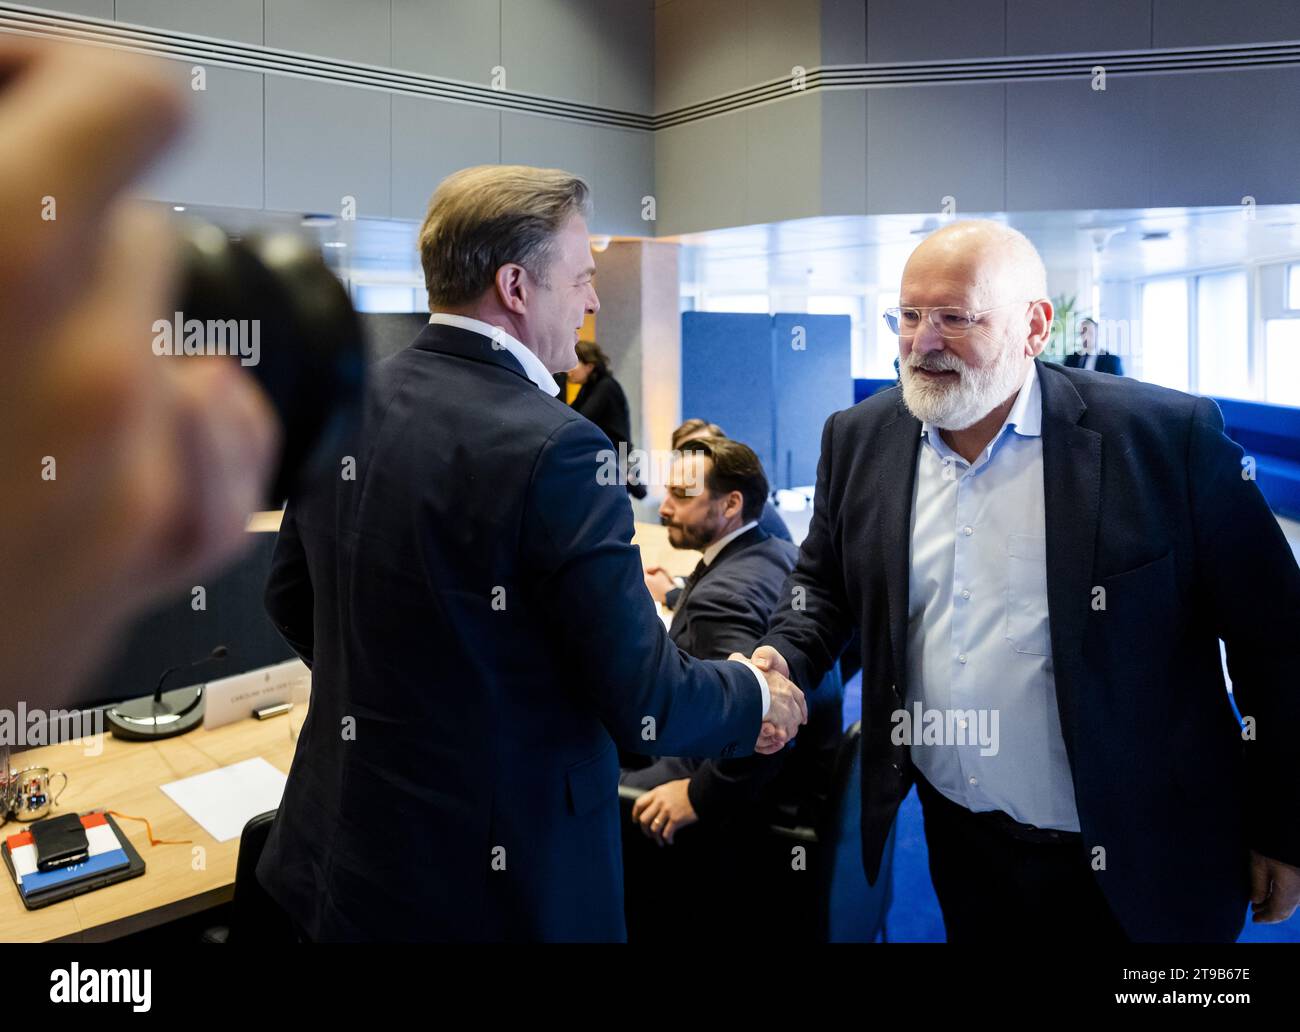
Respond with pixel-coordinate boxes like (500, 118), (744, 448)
(2, 813), (145, 911)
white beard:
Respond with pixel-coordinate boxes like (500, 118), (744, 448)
(899, 343), (1029, 431)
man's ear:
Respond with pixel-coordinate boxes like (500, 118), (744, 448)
(494, 263), (528, 316)
(1026, 298), (1054, 357)
(726, 490), (745, 521)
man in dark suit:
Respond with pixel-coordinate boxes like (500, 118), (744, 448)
(642, 420), (792, 607)
(1064, 316), (1124, 375)
(753, 219), (1300, 942)
(628, 436), (841, 841)
(256, 165), (807, 942)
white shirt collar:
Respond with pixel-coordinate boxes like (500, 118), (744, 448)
(702, 520), (759, 567)
(920, 359), (1043, 446)
(427, 312), (560, 397)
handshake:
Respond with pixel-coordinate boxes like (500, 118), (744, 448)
(728, 646), (805, 755)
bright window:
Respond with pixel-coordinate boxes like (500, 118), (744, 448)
(352, 283), (419, 313)
(700, 294), (770, 314)
(864, 292), (900, 379)
(1264, 320), (1300, 407)
(1287, 263), (1300, 310)
(1140, 278), (1189, 391)
(1196, 271), (1250, 399)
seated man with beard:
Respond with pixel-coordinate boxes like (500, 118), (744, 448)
(621, 437), (843, 939)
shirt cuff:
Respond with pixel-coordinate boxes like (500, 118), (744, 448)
(730, 658), (770, 717)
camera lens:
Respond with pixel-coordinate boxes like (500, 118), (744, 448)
(172, 219), (366, 506)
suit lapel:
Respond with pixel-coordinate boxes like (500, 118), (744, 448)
(1037, 362), (1102, 748)
(876, 395), (922, 691)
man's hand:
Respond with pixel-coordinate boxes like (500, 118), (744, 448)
(731, 648), (806, 755)
(630, 779), (698, 846)
(1249, 850), (1300, 924)
(0, 41), (280, 705)
(643, 565), (676, 605)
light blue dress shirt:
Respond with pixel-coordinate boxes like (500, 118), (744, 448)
(905, 360), (1080, 831)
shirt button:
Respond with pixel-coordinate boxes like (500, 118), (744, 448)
(961, 589), (971, 600)
(963, 526), (973, 536)
(969, 776), (979, 786)
(958, 654), (968, 664)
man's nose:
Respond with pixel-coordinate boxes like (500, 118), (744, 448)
(911, 319), (946, 354)
(588, 287), (600, 314)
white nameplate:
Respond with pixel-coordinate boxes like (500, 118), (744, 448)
(202, 658), (310, 730)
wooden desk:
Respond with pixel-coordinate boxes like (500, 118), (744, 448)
(0, 705), (306, 942)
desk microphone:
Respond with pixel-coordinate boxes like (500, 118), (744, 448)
(107, 645), (229, 741)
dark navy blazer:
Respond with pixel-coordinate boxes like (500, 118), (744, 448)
(256, 322), (763, 942)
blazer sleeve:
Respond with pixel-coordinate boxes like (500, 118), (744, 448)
(264, 502), (315, 669)
(677, 578), (769, 660)
(680, 572), (793, 819)
(760, 411), (857, 695)
(1187, 395), (1300, 866)
(522, 417), (764, 758)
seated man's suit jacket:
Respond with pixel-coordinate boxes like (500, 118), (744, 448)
(763, 360), (1300, 942)
(623, 525), (842, 821)
(256, 321), (763, 942)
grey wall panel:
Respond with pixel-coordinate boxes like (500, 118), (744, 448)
(265, 77), (391, 217)
(1006, 77), (1151, 211)
(867, 0), (1005, 63)
(593, 0), (654, 114)
(822, 0), (867, 65)
(1154, 0), (1300, 48)
(653, 113), (747, 234)
(116, 0), (264, 44)
(820, 89), (867, 214)
(264, 0), (390, 66)
(391, 96), (500, 221)
(655, 0), (748, 112)
(592, 128), (654, 235)
(17, 1), (113, 18)
(1007, 0), (1150, 55)
(501, 0), (599, 103)
(866, 84), (1005, 214)
(501, 111), (598, 185)
(746, 0), (821, 85)
(500, 112), (651, 235)
(136, 62), (264, 209)
(391, 0), (500, 84)
(1148, 68), (1300, 206)
(746, 94), (822, 223)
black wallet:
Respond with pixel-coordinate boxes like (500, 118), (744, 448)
(30, 813), (90, 871)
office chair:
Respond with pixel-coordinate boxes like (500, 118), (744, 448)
(201, 809), (296, 943)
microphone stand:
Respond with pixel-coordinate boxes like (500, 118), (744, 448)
(106, 646), (228, 741)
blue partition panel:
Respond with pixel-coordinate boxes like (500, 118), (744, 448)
(681, 312), (776, 474)
(773, 313), (854, 489)
(1211, 396), (1300, 520)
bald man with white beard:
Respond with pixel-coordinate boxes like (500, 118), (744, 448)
(750, 220), (1300, 943)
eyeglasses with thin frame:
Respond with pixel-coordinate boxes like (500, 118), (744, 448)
(882, 300), (1036, 339)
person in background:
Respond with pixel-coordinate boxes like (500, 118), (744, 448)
(621, 436), (842, 940)
(1064, 316), (1124, 375)
(626, 435), (841, 842)
(556, 339), (646, 499)
(644, 419), (793, 612)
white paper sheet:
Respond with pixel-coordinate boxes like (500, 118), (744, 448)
(159, 757), (288, 842)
